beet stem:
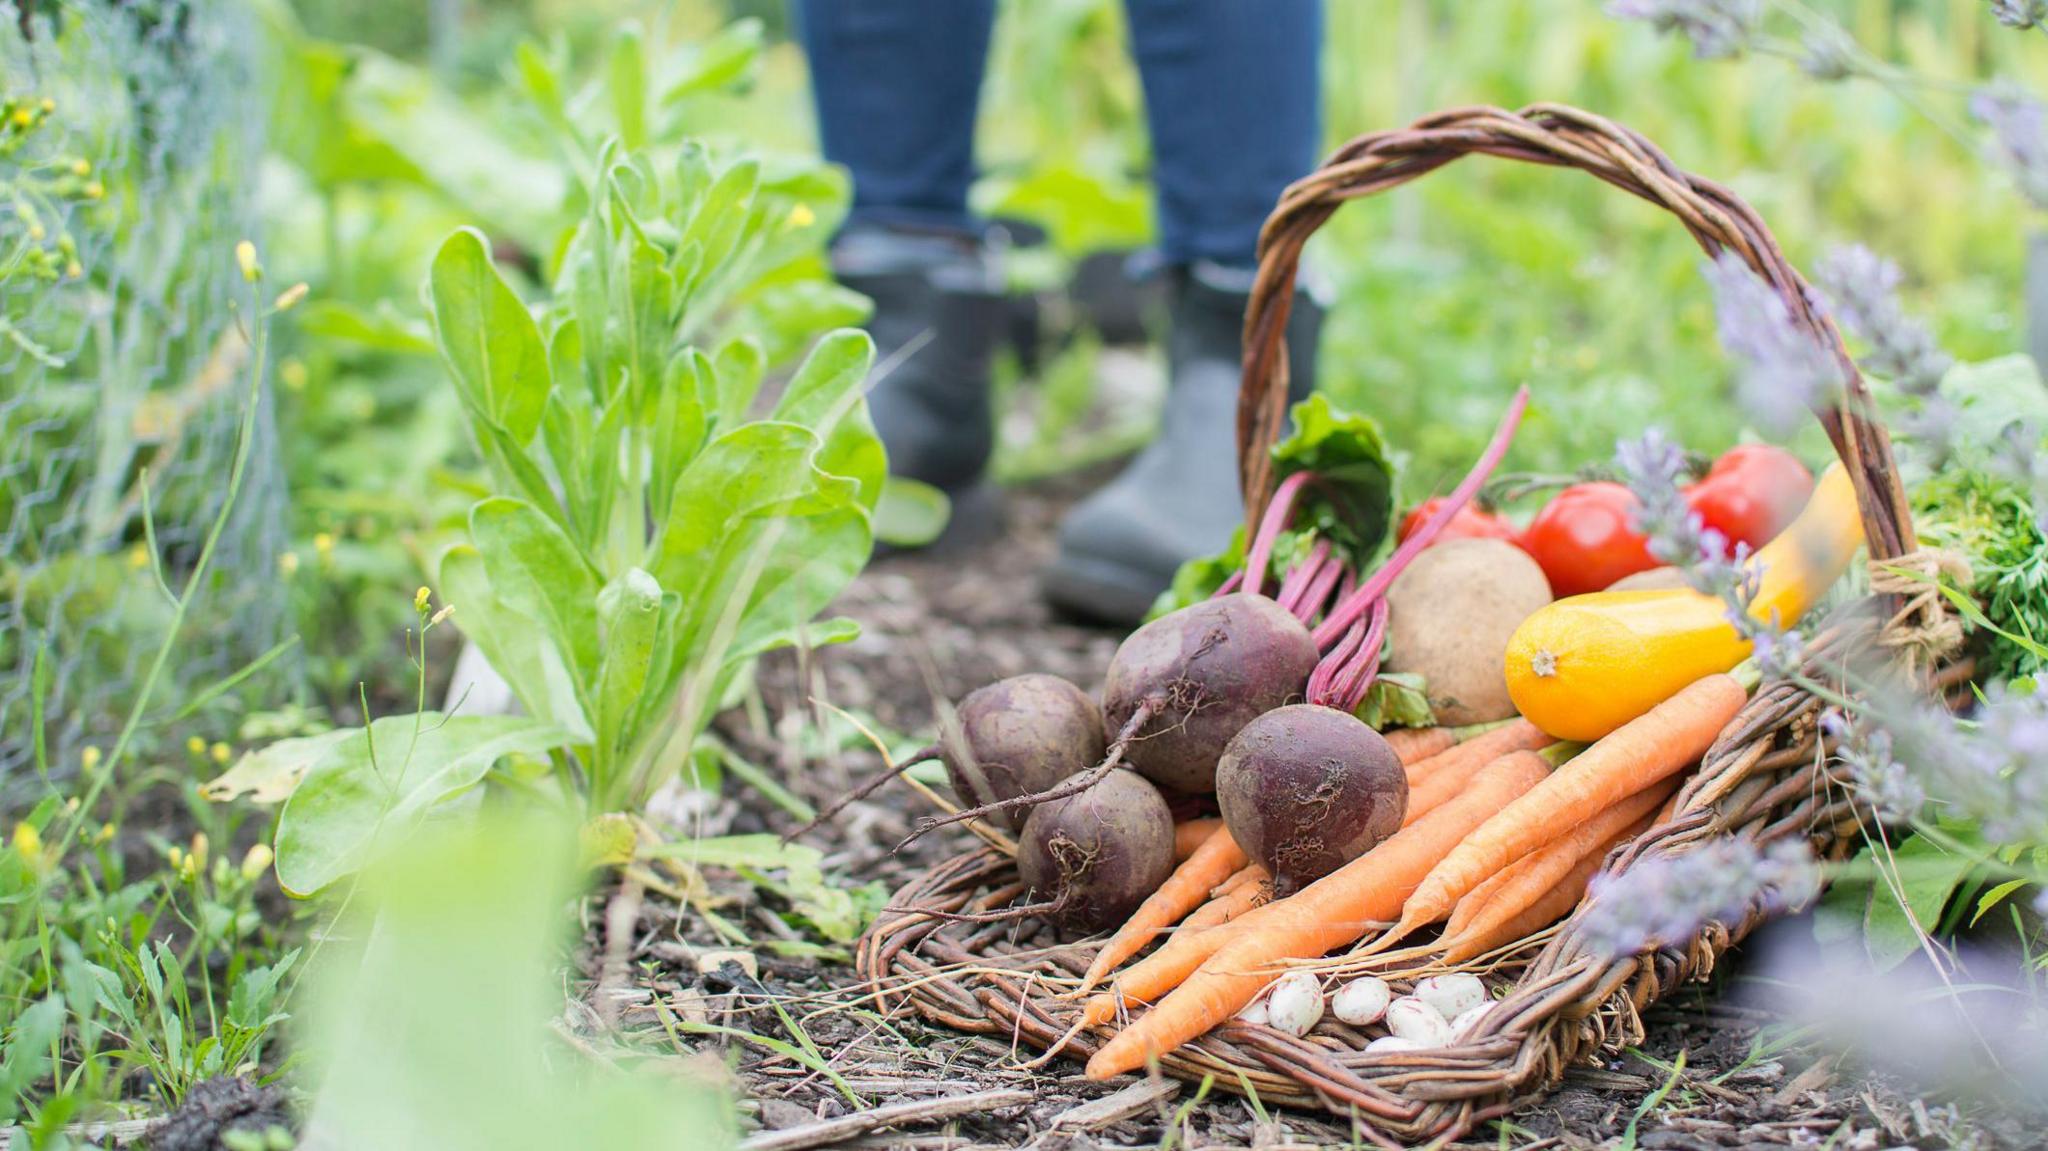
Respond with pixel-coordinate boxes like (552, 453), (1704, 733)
(1243, 470), (1314, 599)
(1311, 386), (1530, 649)
(1306, 616), (1365, 704)
(782, 743), (941, 842)
(1208, 569), (1244, 600)
(1295, 554), (1347, 626)
(1275, 537), (1332, 618)
(1332, 598), (1393, 713)
(897, 699), (1160, 850)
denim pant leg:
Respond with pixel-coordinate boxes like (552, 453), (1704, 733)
(793, 0), (997, 236)
(1123, 0), (1323, 269)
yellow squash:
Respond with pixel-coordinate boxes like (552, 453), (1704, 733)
(1504, 462), (1864, 741)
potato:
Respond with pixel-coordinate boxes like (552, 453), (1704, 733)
(1605, 565), (1690, 592)
(1384, 538), (1551, 725)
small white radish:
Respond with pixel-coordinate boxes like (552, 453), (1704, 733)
(1364, 1034), (1422, 1054)
(1236, 997), (1271, 1026)
(1263, 971), (1325, 1036)
(1385, 995), (1453, 1045)
(1331, 976), (1392, 1026)
(1449, 1002), (1492, 1038)
(1414, 973), (1487, 1021)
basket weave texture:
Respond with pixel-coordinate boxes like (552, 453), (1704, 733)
(855, 104), (1953, 1144)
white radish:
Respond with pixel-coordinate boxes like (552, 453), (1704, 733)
(1331, 976), (1392, 1026)
(1263, 971), (1325, 1036)
(1365, 1035), (1422, 1054)
(1385, 996), (1453, 1045)
(1449, 1002), (1492, 1038)
(1414, 973), (1486, 1021)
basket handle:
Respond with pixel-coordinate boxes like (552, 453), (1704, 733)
(1237, 103), (1916, 563)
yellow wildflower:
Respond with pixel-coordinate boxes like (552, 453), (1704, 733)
(414, 586), (432, 613)
(80, 745), (101, 772)
(210, 742), (231, 766)
(13, 822), (45, 869)
(788, 202), (816, 229)
(235, 240), (259, 282)
(96, 822), (116, 845)
(189, 833), (209, 873)
(186, 735), (206, 756)
(240, 843), (273, 881)
(127, 544), (151, 570)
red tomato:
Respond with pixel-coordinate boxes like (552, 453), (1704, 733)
(1684, 445), (1814, 551)
(1396, 498), (1519, 547)
(1519, 482), (1659, 597)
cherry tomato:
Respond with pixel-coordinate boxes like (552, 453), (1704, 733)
(1396, 498), (1519, 547)
(1684, 445), (1814, 552)
(1519, 482), (1659, 597)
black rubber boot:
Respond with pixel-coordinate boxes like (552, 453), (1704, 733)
(832, 229), (1005, 500)
(1043, 262), (1322, 626)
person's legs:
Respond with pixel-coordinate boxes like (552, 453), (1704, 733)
(795, 1), (1006, 505)
(794, 0), (996, 235)
(1124, 0), (1323, 269)
(1045, 0), (1324, 623)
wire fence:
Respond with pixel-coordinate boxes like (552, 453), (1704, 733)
(1, 0), (289, 790)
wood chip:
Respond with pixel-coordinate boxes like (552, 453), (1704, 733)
(1048, 1079), (1181, 1131)
(737, 1087), (1032, 1151)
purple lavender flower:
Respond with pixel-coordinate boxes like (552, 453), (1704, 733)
(1822, 708), (1928, 822)
(1813, 245), (1953, 396)
(1578, 838), (1819, 957)
(1613, 428), (1803, 674)
(1827, 687), (2048, 847)
(1991, 0), (2047, 31)
(1972, 83), (2048, 209)
(1607, 0), (1762, 59)
(1701, 252), (1845, 435)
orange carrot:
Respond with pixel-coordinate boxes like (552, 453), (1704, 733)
(1384, 726), (1456, 766)
(1079, 827), (1248, 993)
(1172, 818), (1223, 862)
(1437, 780), (1677, 959)
(1211, 863), (1262, 898)
(1393, 672), (1749, 939)
(1180, 867), (1270, 930)
(1082, 751), (1552, 1076)
(1399, 718), (1550, 792)
(1438, 817), (1649, 963)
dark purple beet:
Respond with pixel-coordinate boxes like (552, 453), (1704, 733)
(1101, 593), (1319, 793)
(1016, 769), (1175, 933)
(944, 674), (1106, 831)
(1214, 704), (1407, 895)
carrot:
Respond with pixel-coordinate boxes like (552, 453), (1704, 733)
(1082, 751), (1551, 1077)
(1180, 867), (1270, 930)
(1211, 863), (1262, 898)
(1437, 779), (1678, 960)
(1393, 672), (1749, 940)
(1172, 818), (1223, 862)
(1078, 870), (1270, 1026)
(1079, 826), (1248, 993)
(1399, 718), (1550, 792)
(1384, 726), (1456, 766)
(1438, 816), (1650, 963)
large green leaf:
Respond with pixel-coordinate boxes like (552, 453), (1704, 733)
(273, 714), (569, 896)
(595, 568), (663, 768)
(1858, 832), (1981, 970)
(772, 330), (884, 508)
(1269, 394), (1397, 567)
(429, 228), (552, 445)
(651, 422), (822, 591)
(468, 498), (603, 696)
(437, 545), (593, 739)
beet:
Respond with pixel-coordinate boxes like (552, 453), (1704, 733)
(1016, 769), (1176, 933)
(1101, 593), (1319, 793)
(1214, 704), (1407, 895)
(943, 674), (1106, 830)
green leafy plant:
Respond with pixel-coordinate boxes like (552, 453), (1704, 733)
(265, 142), (884, 893)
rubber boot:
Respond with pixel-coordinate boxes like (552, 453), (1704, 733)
(832, 229), (1005, 506)
(1043, 262), (1322, 625)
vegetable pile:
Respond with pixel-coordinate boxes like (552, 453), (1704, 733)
(823, 395), (1870, 1078)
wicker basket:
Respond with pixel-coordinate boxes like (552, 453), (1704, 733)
(855, 104), (1958, 1144)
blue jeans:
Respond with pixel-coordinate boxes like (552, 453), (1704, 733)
(794, 0), (1323, 269)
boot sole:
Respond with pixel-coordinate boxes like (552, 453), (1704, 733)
(1040, 551), (1166, 629)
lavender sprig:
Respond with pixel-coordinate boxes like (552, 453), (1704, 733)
(1824, 687), (2048, 847)
(1606, 0), (1761, 59)
(1972, 83), (2048, 210)
(1701, 252), (1845, 436)
(1812, 245), (1952, 396)
(1578, 839), (1819, 958)
(1613, 429), (1806, 678)
(1990, 0), (2047, 31)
